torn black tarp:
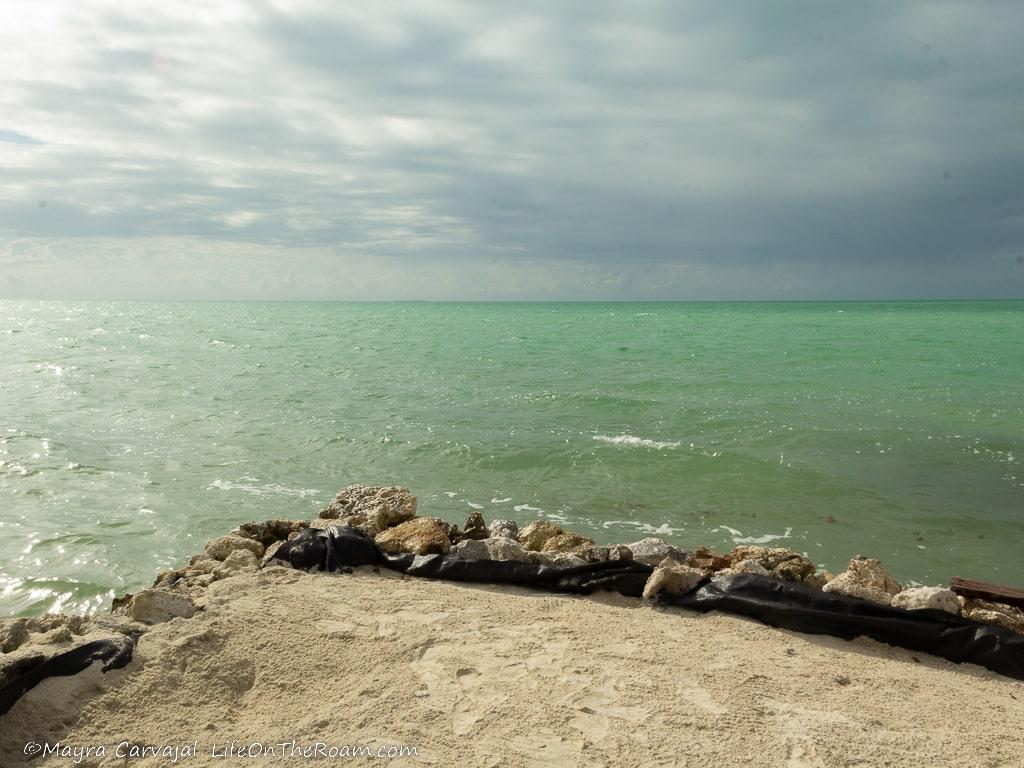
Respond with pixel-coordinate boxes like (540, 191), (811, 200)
(0, 636), (135, 717)
(275, 525), (1024, 680)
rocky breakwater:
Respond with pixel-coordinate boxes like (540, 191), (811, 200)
(4, 483), (1024, 698)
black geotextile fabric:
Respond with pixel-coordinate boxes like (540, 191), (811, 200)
(0, 635), (135, 717)
(275, 525), (1024, 680)
(662, 574), (1024, 681)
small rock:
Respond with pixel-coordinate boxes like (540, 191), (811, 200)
(36, 626), (73, 644)
(236, 519), (309, 546)
(608, 545), (633, 561)
(822, 556), (901, 605)
(960, 598), (1024, 636)
(447, 524), (463, 545)
(518, 520), (564, 551)
(462, 511), (489, 541)
(188, 557), (221, 575)
(261, 539), (289, 566)
(152, 568), (183, 588)
(835, 675), (851, 686)
(802, 572), (829, 590)
(320, 484), (417, 532)
(0, 618), (31, 653)
(374, 517), (451, 556)
(205, 535), (265, 562)
(579, 546), (610, 563)
(626, 538), (687, 567)
(891, 586), (960, 615)
(688, 546), (731, 572)
(643, 561), (705, 600)
(488, 519), (518, 539)
(126, 589), (196, 625)
(540, 532), (595, 554)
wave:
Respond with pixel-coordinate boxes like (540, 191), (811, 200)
(207, 479), (320, 499)
(592, 434), (681, 450)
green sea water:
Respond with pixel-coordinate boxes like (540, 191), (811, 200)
(1, 300), (1022, 616)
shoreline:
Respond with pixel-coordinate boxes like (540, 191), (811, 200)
(2, 484), (1022, 766)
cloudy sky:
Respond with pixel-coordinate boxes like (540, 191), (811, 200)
(1, 0), (1022, 300)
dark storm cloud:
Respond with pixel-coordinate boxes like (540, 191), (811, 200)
(0, 0), (1021, 298)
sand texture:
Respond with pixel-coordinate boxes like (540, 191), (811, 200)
(2, 566), (1022, 768)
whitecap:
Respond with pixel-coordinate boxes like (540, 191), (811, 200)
(600, 520), (685, 536)
(592, 434), (681, 450)
(208, 479), (320, 498)
(513, 504), (543, 513)
(732, 527), (793, 545)
(466, 501), (484, 510)
(443, 491), (458, 498)
(491, 497), (512, 503)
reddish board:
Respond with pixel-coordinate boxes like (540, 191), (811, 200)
(950, 577), (1024, 611)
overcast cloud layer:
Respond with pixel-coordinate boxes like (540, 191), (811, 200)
(1, 0), (1022, 300)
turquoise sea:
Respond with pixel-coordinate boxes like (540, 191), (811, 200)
(1, 300), (1022, 616)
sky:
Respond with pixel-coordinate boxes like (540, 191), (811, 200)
(1, 0), (1022, 300)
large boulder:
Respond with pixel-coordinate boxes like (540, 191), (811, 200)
(449, 537), (536, 563)
(374, 517), (451, 556)
(625, 538), (687, 567)
(215, 548), (260, 576)
(319, 485), (416, 532)
(462, 511), (489, 541)
(486, 537), (532, 562)
(891, 586), (960, 615)
(822, 556), (902, 606)
(960, 598), (1024, 636)
(205, 535), (265, 561)
(125, 589), (196, 625)
(643, 559), (706, 600)
(717, 558), (771, 578)
(518, 520), (565, 551)
(728, 545), (816, 583)
(450, 539), (490, 560)
(488, 519), (519, 539)
(541, 532), (595, 554)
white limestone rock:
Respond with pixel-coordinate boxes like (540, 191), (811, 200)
(205, 534), (265, 561)
(319, 484), (417, 533)
(450, 539), (490, 560)
(643, 562), (706, 600)
(891, 586), (960, 615)
(822, 556), (902, 606)
(488, 519), (519, 539)
(626, 538), (687, 567)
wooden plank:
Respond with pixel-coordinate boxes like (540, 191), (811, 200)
(950, 577), (1024, 610)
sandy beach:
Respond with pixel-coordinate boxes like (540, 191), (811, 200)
(3, 563), (1022, 768)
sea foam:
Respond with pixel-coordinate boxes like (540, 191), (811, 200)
(592, 434), (681, 450)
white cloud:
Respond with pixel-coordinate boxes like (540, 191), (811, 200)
(0, 1), (1021, 298)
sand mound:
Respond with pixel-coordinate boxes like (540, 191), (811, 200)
(2, 566), (1021, 767)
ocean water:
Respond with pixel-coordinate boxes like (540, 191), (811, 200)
(1, 300), (1022, 616)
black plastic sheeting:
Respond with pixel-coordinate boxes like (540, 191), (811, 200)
(663, 574), (1024, 681)
(275, 526), (1024, 680)
(0, 636), (134, 716)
